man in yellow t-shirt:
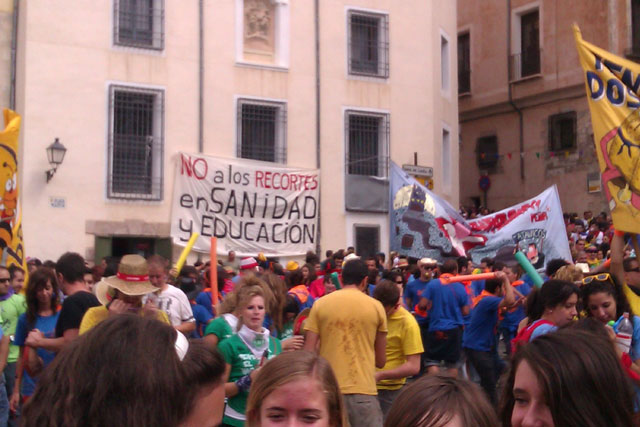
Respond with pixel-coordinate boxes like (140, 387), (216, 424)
(304, 259), (387, 427)
(372, 279), (423, 420)
(79, 254), (169, 334)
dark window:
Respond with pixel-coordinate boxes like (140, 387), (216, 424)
(108, 86), (163, 200)
(520, 10), (540, 77)
(346, 113), (389, 177)
(476, 136), (498, 171)
(237, 101), (286, 163)
(548, 112), (577, 152)
(630, 0), (640, 58)
(355, 226), (379, 259)
(115, 0), (164, 49)
(458, 32), (470, 94)
(348, 12), (389, 78)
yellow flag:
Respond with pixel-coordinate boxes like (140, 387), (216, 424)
(0, 109), (28, 283)
(574, 26), (640, 233)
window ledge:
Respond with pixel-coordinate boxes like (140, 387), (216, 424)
(105, 197), (164, 206)
(458, 92), (472, 98)
(235, 61), (289, 72)
(112, 43), (165, 55)
(347, 73), (389, 83)
(509, 73), (542, 84)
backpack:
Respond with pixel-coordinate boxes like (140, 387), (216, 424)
(511, 319), (554, 353)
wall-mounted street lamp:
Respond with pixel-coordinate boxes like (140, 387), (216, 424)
(45, 138), (67, 183)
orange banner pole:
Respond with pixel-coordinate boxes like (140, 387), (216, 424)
(210, 237), (218, 306)
(440, 272), (496, 284)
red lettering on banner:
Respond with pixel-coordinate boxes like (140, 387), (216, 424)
(469, 199), (542, 233)
(253, 171), (319, 191)
(255, 171), (264, 187)
(531, 212), (548, 222)
(180, 154), (207, 180)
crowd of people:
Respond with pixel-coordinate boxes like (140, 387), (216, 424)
(0, 208), (637, 425)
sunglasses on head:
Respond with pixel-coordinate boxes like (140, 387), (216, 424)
(582, 273), (612, 285)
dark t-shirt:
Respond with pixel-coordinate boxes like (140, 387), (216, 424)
(55, 291), (100, 337)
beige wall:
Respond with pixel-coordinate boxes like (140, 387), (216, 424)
(458, 0), (627, 214)
(15, 0), (457, 261)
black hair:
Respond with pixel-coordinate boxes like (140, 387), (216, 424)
(484, 278), (502, 294)
(8, 265), (24, 279)
(545, 258), (570, 277)
(440, 259), (458, 275)
(342, 259), (368, 286)
(582, 274), (634, 322)
(456, 256), (469, 272)
(55, 252), (86, 284)
(526, 279), (579, 322)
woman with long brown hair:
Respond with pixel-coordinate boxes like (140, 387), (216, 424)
(500, 328), (635, 426)
(10, 268), (60, 411)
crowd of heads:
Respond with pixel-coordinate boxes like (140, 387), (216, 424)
(8, 214), (640, 427)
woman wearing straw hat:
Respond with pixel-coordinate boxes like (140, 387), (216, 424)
(78, 255), (169, 334)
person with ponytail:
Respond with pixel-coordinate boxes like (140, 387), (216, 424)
(511, 280), (579, 352)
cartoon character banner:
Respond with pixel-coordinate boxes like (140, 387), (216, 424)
(171, 153), (319, 257)
(390, 162), (571, 267)
(0, 110), (27, 277)
(574, 26), (640, 233)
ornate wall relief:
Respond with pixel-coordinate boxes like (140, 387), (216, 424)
(243, 0), (275, 61)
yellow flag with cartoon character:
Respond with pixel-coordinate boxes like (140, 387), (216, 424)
(0, 109), (27, 282)
(574, 25), (640, 233)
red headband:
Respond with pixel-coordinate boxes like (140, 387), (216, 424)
(117, 272), (149, 282)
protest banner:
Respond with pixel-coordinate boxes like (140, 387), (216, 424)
(574, 25), (640, 233)
(171, 153), (319, 257)
(389, 162), (571, 267)
(0, 110), (27, 281)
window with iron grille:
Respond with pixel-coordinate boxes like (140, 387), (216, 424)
(237, 100), (287, 163)
(548, 112), (577, 152)
(345, 111), (389, 177)
(355, 225), (379, 259)
(458, 32), (471, 94)
(476, 135), (498, 171)
(114, 0), (164, 50)
(348, 11), (389, 78)
(108, 85), (164, 200)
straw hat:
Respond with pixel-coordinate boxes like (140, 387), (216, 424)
(95, 254), (160, 305)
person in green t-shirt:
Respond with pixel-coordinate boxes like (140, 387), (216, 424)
(218, 284), (281, 427)
(0, 265), (26, 416)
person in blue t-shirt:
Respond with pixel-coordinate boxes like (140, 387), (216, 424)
(404, 258), (436, 375)
(462, 272), (514, 405)
(497, 264), (531, 357)
(12, 268), (61, 412)
(418, 260), (469, 378)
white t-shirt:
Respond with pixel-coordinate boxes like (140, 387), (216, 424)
(157, 285), (195, 327)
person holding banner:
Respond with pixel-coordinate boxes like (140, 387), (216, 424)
(462, 272), (514, 405)
(418, 260), (469, 378)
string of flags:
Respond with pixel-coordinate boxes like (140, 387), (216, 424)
(474, 147), (592, 160)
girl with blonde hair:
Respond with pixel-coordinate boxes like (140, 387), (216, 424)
(218, 285), (282, 426)
(246, 351), (347, 426)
